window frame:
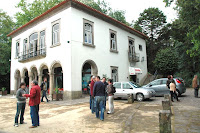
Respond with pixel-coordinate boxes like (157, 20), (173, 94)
(83, 19), (94, 47)
(111, 66), (118, 82)
(139, 44), (143, 51)
(15, 39), (20, 59)
(128, 37), (135, 55)
(39, 30), (46, 54)
(51, 19), (61, 47)
(110, 29), (118, 53)
(29, 32), (39, 57)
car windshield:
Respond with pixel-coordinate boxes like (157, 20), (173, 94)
(129, 82), (141, 88)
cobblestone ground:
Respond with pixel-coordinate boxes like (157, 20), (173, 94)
(0, 88), (199, 133)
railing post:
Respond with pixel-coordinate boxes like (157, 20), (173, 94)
(162, 99), (172, 114)
(164, 94), (172, 106)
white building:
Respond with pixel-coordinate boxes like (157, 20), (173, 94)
(8, 0), (148, 99)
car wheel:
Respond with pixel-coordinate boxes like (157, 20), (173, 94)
(136, 93), (144, 101)
(176, 90), (181, 96)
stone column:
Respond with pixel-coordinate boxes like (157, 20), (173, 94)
(38, 74), (42, 86)
(14, 76), (18, 94)
(164, 94), (172, 106)
(159, 110), (171, 133)
(162, 99), (172, 114)
(29, 74), (33, 91)
(49, 73), (54, 95)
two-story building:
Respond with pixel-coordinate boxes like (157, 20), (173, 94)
(8, 0), (148, 99)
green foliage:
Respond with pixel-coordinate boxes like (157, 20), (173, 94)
(1, 87), (6, 92)
(134, 7), (167, 40)
(15, 0), (65, 28)
(55, 86), (59, 94)
(0, 10), (13, 75)
(153, 47), (178, 76)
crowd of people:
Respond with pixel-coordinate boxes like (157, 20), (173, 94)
(88, 76), (115, 121)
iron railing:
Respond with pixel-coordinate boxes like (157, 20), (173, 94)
(128, 52), (140, 62)
(18, 45), (46, 62)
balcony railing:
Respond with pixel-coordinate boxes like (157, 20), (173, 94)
(128, 52), (140, 62)
(18, 46), (46, 62)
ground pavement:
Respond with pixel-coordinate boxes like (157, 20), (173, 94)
(0, 89), (199, 133)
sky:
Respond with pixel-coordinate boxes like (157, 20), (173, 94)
(0, 0), (178, 23)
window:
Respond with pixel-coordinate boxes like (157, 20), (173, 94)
(16, 41), (20, 58)
(111, 67), (118, 82)
(52, 23), (59, 45)
(23, 39), (27, 58)
(29, 32), (38, 57)
(40, 30), (45, 54)
(128, 38), (135, 55)
(149, 80), (161, 86)
(114, 83), (121, 89)
(83, 19), (94, 46)
(110, 30), (117, 52)
(139, 44), (143, 51)
(123, 83), (131, 89)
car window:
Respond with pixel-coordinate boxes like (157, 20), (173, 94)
(162, 79), (167, 84)
(114, 83), (121, 89)
(149, 80), (161, 86)
(123, 83), (131, 89)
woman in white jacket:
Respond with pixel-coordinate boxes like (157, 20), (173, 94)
(169, 79), (179, 102)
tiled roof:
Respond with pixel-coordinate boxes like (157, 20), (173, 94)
(8, 0), (148, 39)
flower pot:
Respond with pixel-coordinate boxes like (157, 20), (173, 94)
(52, 93), (63, 101)
(0, 91), (7, 95)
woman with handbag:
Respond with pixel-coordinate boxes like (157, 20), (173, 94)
(169, 79), (180, 102)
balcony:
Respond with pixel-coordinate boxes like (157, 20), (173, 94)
(128, 52), (140, 62)
(18, 46), (46, 62)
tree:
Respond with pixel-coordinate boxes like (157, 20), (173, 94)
(153, 47), (178, 76)
(0, 10), (14, 91)
(134, 7), (167, 74)
(15, 0), (130, 27)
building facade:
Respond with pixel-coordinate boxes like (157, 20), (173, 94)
(8, 0), (148, 99)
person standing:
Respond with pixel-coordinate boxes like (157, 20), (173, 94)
(14, 82), (27, 127)
(40, 77), (49, 102)
(90, 76), (96, 113)
(102, 77), (108, 110)
(107, 79), (114, 114)
(23, 80), (41, 128)
(93, 76), (105, 121)
(192, 75), (199, 98)
(170, 75), (179, 102)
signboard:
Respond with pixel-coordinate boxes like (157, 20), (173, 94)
(129, 67), (142, 75)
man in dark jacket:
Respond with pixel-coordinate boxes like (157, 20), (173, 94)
(14, 82), (27, 127)
(23, 80), (41, 128)
(102, 77), (108, 109)
(40, 77), (49, 102)
(93, 76), (105, 121)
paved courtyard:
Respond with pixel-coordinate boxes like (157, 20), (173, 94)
(0, 89), (199, 133)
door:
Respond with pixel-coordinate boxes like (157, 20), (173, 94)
(122, 82), (133, 98)
(160, 79), (170, 95)
(146, 80), (162, 96)
(113, 82), (122, 98)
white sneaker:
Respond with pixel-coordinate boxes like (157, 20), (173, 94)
(14, 124), (18, 127)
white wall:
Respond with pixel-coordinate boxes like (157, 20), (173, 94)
(70, 8), (147, 91)
(10, 7), (72, 92)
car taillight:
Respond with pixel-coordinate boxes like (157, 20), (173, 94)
(176, 79), (181, 83)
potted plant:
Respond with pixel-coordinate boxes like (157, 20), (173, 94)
(52, 87), (63, 101)
(0, 87), (7, 95)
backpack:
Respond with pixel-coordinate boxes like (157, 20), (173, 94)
(112, 86), (116, 93)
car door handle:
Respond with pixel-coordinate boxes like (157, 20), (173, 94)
(123, 90), (125, 91)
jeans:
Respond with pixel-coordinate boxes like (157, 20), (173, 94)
(104, 94), (107, 108)
(95, 96), (105, 120)
(90, 96), (95, 113)
(194, 88), (199, 97)
(14, 103), (26, 124)
(30, 105), (39, 126)
(41, 90), (48, 102)
(108, 96), (114, 113)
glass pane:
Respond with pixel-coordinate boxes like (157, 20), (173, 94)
(114, 83), (121, 88)
(150, 80), (161, 86)
(53, 23), (59, 31)
(85, 23), (92, 31)
(123, 83), (131, 89)
(85, 33), (87, 43)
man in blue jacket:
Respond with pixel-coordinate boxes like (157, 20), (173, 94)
(93, 76), (105, 121)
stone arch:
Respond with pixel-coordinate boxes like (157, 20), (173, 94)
(82, 59), (98, 76)
(29, 65), (38, 81)
(50, 61), (62, 74)
(38, 63), (49, 86)
(14, 69), (21, 93)
(21, 67), (29, 87)
(81, 60), (98, 94)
